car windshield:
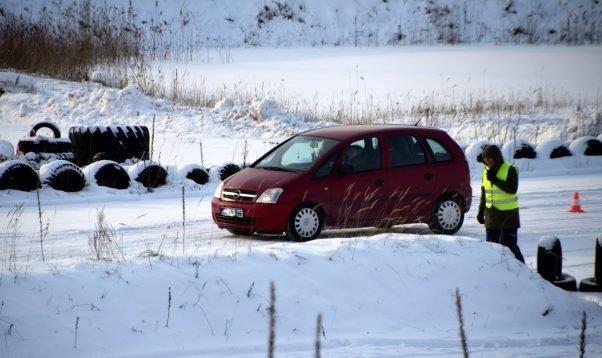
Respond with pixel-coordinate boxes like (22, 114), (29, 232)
(255, 135), (339, 172)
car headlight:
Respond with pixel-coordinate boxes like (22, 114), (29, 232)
(256, 188), (283, 203)
(213, 181), (224, 198)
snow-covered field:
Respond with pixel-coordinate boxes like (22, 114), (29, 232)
(2, 0), (602, 356)
(1, 47), (602, 356)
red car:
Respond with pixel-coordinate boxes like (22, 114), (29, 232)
(212, 124), (472, 241)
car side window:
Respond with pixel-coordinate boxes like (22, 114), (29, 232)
(388, 135), (425, 167)
(313, 152), (339, 178)
(426, 137), (453, 162)
(340, 137), (380, 173)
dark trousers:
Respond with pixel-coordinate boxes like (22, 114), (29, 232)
(486, 227), (525, 263)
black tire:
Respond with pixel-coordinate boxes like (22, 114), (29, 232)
(85, 160), (130, 189)
(185, 167), (209, 185)
(429, 195), (464, 235)
(513, 143), (537, 159)
(114, 126), (147, 161)
(552, 273), (577, 291)
(584, 139), (602, 156)
(129, 162), (168, 188)
(579, 277), (602, 292)
(0, 160), (40, 191)
(69, 125), (150, 166)
(40, 160), (86, 192)
(285, 203), (324, 242)
(219, 163), (241, 180)
(28, 121), (61, 138)
(536, 236), (563, 281)
(549, 145), (572, 159)
(17, 137), (72, 154)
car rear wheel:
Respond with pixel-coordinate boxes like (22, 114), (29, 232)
(429, 196), (464, 235)
(286, 204), (323, 242)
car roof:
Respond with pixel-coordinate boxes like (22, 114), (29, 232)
(299, 124), (446, 141)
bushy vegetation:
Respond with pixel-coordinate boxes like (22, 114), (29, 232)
(0, 1), (142, 83)
(0, 1), (600, 136)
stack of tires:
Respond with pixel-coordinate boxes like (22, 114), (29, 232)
(0, 121), (215, 192)
(466, 136), (602, 170)
(69, 125), (150, 166)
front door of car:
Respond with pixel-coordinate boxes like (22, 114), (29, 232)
(384, 134), (437, 224)
(328, 137), (389, 227)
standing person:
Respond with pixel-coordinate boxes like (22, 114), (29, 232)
(476, 144), (525, 263)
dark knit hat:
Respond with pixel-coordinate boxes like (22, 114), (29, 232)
(481, 144), (504, 163)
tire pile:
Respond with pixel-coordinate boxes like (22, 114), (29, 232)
(0, 121), (241, 192)
(466, 136), (602, 166)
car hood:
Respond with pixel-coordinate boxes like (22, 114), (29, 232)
(222, 167), (300, 192)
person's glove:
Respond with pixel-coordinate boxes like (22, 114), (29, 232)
(486, 168), (498, 183)
(476, 210), (484, 224)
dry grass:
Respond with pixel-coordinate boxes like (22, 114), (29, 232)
(0, 1), (142, 82)
(1, 1), (600, 142)
(89, 208), (123, 261)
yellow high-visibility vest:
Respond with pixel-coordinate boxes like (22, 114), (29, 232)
(482, 162), (519, 210)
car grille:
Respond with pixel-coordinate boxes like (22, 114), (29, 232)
(215, 215), (256, 225)
(222, 188), (257, 202)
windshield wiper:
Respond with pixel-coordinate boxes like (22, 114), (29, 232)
(259, 166), (291, 172)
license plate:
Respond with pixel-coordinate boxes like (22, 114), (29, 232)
(221, 207), (243, 218)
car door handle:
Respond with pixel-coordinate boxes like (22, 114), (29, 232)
(424, 173), (433, 180)
(376, 178), (385, 186)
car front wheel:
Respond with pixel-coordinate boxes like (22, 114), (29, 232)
(286, 204), (323, 242)
(429, 196), (464, 235)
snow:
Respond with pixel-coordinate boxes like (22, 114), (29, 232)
(38, 159), (77, 181)
(2, 1), (602, 357)
(0, 159), (21, 177)
(0, 140), (13, 161)
(538, 235), (561, 252)
(6, 0), (602, 47)
(571, 136), (602, 154)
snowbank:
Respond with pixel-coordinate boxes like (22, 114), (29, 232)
(4, 0), (602, 47)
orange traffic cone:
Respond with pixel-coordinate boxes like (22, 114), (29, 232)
(568, 191), (585, 213)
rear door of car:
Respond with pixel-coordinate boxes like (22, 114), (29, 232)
(384, 132), (438, 223)
(421, 134), (469, 203)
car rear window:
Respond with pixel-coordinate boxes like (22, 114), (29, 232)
(425, 137), (453, 162)
(388, 135), (425, 166)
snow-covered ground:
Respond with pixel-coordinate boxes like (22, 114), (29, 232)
(2, 0), (602, 357)
(1, 49), (602, 356)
